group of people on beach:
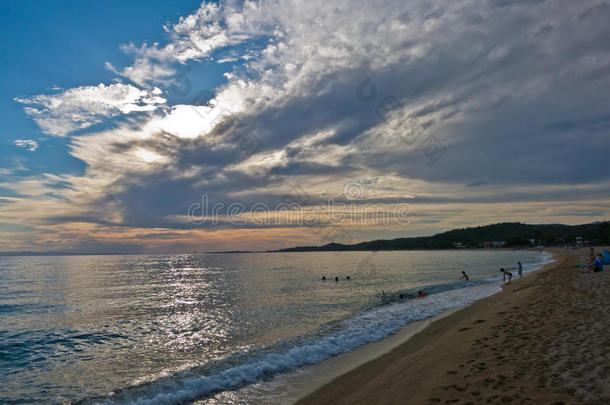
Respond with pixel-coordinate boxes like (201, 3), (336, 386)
(459, 261), (523, 285)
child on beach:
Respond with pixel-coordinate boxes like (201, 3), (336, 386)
(500, 268), (512, 283)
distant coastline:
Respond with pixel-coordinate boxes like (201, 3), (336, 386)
(2, 221), (608, 256)
(278, 221), (610, 252)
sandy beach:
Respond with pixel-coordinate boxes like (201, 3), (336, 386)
(297, 247), (610, 405)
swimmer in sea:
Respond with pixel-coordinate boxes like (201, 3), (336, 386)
(459, 271), (469, 281)
(418, 290), (426, 297)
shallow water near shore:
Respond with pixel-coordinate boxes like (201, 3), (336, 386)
(0, 250), (552, 404)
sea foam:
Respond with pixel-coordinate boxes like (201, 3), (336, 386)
(98, 252), (554, 405)
(101, 284), (500, 404)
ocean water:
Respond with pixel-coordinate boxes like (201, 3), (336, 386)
(0, 250), (553, 404)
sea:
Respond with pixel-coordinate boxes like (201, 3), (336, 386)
(0, 250), (553, 404)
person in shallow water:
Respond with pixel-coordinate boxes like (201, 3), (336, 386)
(517, 262), (523, 278)
(322, 276), (326, 280)
(500, 267), (512, 283)
(459, 271), (469, 281)
(418, 290), (426, 297)
(335, 276), (339, 282)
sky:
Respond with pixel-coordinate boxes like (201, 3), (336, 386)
(1, 0), (609, 253)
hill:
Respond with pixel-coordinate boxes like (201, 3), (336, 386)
(279, 221), (610, 252)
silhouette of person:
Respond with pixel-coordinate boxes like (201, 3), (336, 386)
(500, 268), (512, 283)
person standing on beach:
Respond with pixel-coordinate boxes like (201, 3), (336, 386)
(517, 262), (523, 278)
(459, 271), (469, 281)
(501, 268), (512, 283)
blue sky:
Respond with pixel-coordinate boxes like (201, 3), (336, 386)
(1, 0), (609, 253)
(0, 0), (211, 176)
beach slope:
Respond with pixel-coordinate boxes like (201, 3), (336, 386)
(297, 248), (610, 405)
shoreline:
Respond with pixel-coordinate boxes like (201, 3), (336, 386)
(296, 247), (609, 404)
(255, 308), (461, 404)
(271, 251), (554, 404)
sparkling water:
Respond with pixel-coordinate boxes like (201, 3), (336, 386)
(0, 250), (552, 404)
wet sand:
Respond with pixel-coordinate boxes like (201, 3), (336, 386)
(296, 247), (610, 405)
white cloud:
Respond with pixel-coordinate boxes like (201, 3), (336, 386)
(107, 1), (272, 86)
(15, 83), (166, 137)
(13, 139), (38, 151)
